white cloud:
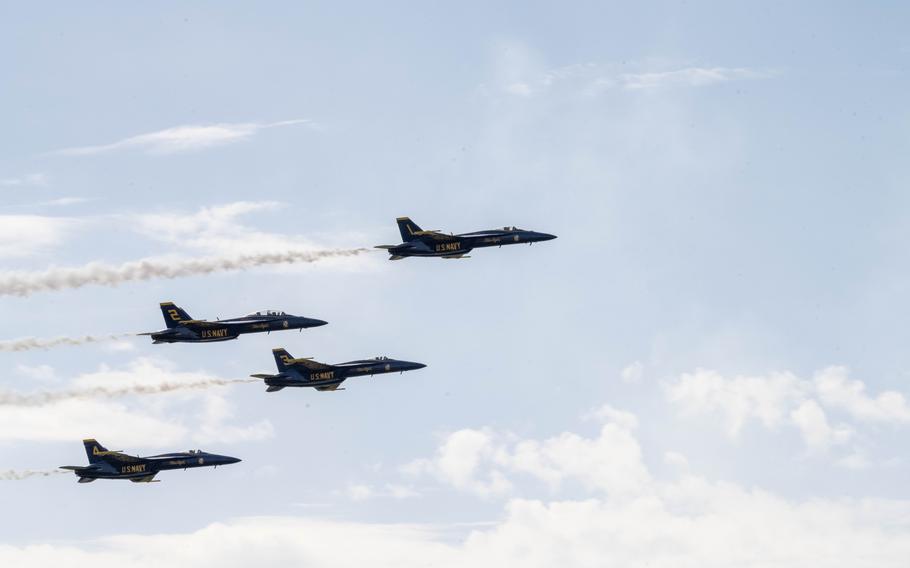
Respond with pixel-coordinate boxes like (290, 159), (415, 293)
(36, 197), (89, 207)
(663, 451), (689, 469)
(665, 368), (805, 437)
(584, 404), (639, 429)
(621, 67), (766, 90)
(664, 366), (910, 455)
(345, 483), (420, 501)
(620, 361), (644, 383)
(403, 429), (513, 498)
(130, 202), (374, 272)
(407, 409), (649, 497)
(790, 400), (853, 451)
(0, 215), (75, 258)
(14, 364), (57, 382)
(6, 408), (910, 567)
(135, 201), (302, 255)
(56, 119), (310, 156)
(492, 61), (768, 98)
(813, 366), (910, 423)
(0, 173), (48, 187)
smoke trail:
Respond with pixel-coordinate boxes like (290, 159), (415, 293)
(0, 379), (257, 407)
(0, 469), (68, 480)
(0, 248), (369, 298)
(0, 333), (135, 352)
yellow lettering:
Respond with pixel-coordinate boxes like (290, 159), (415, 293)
(435, 242), (461, 252)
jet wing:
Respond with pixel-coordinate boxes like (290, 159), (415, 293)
(316, 382), (345, 391)
(289, 359), (334, 371)
(180, 320), (223, 327)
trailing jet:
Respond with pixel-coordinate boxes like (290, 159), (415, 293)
(140, 302), (328, 344)
(60, 439), (240, 483)
(251, 348), (427, 392)
(375, 216), (557, 259)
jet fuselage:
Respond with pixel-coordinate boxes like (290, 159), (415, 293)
(377, 217), (556, 259)
(254, 348), (427, 391)
(61, 440), (241, 483)
(145, 303), (327, 344)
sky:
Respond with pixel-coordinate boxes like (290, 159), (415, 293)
(2, 1), (910, 566)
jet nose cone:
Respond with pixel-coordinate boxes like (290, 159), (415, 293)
(300, 317), (328, 328)
(408, 362), (427, 371)
(224, 456), (241, 465)
(536, 232), (557, 242)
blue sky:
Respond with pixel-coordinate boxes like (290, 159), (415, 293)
(2, 2), (910, 566)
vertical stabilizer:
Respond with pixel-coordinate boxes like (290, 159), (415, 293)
(272, 348), (294, 371)
(83, 439), (110, 464)
(396, 217), (423, 242)
(159, 302), (192, 328)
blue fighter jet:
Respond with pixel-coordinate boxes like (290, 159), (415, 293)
(251, 348), (427, 392)
(140, 302), (328, 344)
(375, 216), (557, 259)
(60, 439), (241, 483)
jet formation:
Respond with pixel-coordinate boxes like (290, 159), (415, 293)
(375, 216), (557, 259)
(140, 302), (327, 343)
(52, 216), (555, 482)
(60, 439), (240, 483)
(251, 348), (427, 392)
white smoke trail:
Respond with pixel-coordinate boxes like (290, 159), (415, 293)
(0, 333), (135, 352)
(0, 469), (69, 480)
(0, 379), (257, 407)
(0, 248), (369, 297)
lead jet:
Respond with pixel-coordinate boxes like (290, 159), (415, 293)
(375, 216), (557, 259)
(140, 302), (328, 344)
(60, 439), (240, 483)
(251, 348), (427, 392)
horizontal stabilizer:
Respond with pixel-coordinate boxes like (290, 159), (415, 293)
(250, 373), (277, 379)
(374, 245), (396, 250)
(59, 464), (101, 472)
(266, 385), (286, 392)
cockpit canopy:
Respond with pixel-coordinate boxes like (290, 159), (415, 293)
(247, 309), (287, 317)
(373, 356), (390, 361)
(187, 449), (203, 455)
(502, 226), (520, 231)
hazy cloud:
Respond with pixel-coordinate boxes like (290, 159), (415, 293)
(0, 173), (48, 187)
(0, 215), (75, 259)
(56, 119), (310, 156)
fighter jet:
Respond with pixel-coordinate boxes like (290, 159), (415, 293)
(140, 302), (328, 344)
(251, 348), (427, 392)
(60, 439), (240, 483)
(375, 216), (557, 259)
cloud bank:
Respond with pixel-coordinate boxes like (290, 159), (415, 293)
(4, 407), (910, 567)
